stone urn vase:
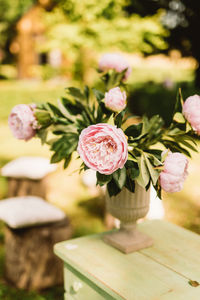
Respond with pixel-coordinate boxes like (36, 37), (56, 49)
(103, 183), (153, 254)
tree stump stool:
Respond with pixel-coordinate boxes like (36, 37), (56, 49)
(0, 196), (73, 290)
(5, 219), (72, 290)
(1, 156), (57, 198)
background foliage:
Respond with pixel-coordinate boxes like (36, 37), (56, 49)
(125, 0), (200, 86)
(0, 0), (34, 63)
(41, 0), (167, 81)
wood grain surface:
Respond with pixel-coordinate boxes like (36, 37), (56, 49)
(55, 220), (200, 300)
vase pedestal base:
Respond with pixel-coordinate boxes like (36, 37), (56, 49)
(103, 228), (153, 254)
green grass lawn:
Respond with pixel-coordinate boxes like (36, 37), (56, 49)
(0, 80), (67, 122)
(0, 64), (200, 298)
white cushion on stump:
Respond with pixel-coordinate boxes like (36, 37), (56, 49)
(1, 156), (57, 180)
(0, 196), (66, 229)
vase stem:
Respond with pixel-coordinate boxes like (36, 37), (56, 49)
(120, 221), (136, 232)
(103, 185), (153, 253)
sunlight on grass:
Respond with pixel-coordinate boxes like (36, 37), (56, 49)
(128, 66), (194, 85)
(0, 124), (50, 161)
(0, 81), (66, 122)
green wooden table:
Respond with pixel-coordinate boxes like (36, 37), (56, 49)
(54, 220), (200, 300)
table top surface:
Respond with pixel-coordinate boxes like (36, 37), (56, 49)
(54, 220), (200, 300)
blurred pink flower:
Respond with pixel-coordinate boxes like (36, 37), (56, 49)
(105, 87), (126, 112)
(8, 104), (37, 141)
(99, 53), (131, 80)
(182, 94), (200, 134)
(159, 152), (188, 193)
(162, 78), (174, 90)
(77, 123), (128, 175)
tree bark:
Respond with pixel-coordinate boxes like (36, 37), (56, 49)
(4, 218), (72, 290)
(7, 177), (47, 198)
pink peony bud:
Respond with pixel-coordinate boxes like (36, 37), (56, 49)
(159, 152), (188, 193)
(77, 123), (128, 175)
(99, 53), (131, 80)
(8, 104), (37, 141)
(105, 87), (126, 112)
(182, 94), (200, 134)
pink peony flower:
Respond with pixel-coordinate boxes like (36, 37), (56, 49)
(182, 94), (200, 134)
(159, 152), (188, 193)
(8, 104), (37, 141)
(99, 53), (131, 80)
(77, 123), (128, 175)
(105, 87), (126, 112)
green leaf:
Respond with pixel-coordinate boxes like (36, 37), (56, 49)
(125, 160), (136, 168)
(64, 155), (72, 169)
(141, 115), (149, 135)
(173, 88), (184, 115)
(125, 177), (135, 193)
(96, 172), (112, 186)
(186, 122), (192, 132)
(146, 149), (162, 159)
(66, 87), (84, 100)
(46, 102), (64, 117)
(106, 69), (127, 88)
(173, 88), (183, 119)
(84, 86), (90, 102)
(144, 154), (160, 186)
(145, 180), (151, 191)
(113, 167), (127, 189)
(162, 140), (192, 157)
(180, 141), (198, 152)
(50, 134), (79, 163)
(161, 150), (169, 163)
(81, 110), (92, 126)
(125, 123), (143, 137)
(92, 89), (104, 102)
(173, 112), (186, 124)
(52, 124), (77, 135)
(144, 115), (164, 139)
(46, 137), (59, 146)
(36, 128), (48, 145)
(182, 134), (197, 144)
(107, 114), (115, 126)
(175, 137), (198, 152)
(99, 101), (112, 116)
(57, 99), (77, 122)
(115, 110), (126, 128)
(51, 151), (62, 163)
(136, 153), (150, 188)
(107, 179), (121, 197)
(35, 110), (52, 127)
(129, 167), (139, 180)
(96, 105), (103, 123)
(125, 160), (139, 180)
(127, 153), (137, 162)
(146, 153), (162, 166)
(156, 184), (162, 199)
(61, 97), (83, 115)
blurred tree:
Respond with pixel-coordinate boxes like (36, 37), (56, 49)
(41, 0), (167, 81)
(0, 0), (35, 63)
(124, 0), (200, 87)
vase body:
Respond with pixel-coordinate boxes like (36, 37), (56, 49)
(103, 183), (153, 253)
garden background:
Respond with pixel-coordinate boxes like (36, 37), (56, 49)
(0, 0), (200, 299)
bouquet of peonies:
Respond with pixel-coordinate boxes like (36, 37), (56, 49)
(8, 53), (200, 198)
